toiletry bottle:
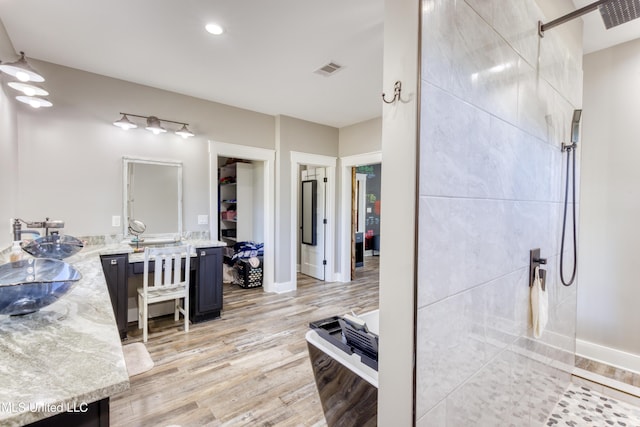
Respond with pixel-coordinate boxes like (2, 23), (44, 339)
(9, 241), (23, 262)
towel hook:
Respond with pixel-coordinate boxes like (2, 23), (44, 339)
(529, 248), (547, 291)
(382, 81), (403, 104)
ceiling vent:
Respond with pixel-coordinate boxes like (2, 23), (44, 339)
(314, 61), (343, 77)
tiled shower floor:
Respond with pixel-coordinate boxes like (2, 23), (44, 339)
(547, 383), (640, 426)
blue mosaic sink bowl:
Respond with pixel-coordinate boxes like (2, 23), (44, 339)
(21, 234), (84, 259)
(0, 258), (82, 315)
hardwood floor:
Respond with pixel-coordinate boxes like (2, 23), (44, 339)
(110, 258), (379, 426)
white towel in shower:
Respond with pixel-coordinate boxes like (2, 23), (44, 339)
(531, 266), (548, 338)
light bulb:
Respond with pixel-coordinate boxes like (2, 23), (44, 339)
(24, 87), (35, 96)
(16, 71), (29, 82)
(29, 100), (40, 108)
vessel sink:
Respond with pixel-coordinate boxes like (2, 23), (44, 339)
(21, 234), (84, 259)
(0, 258), (82, 315)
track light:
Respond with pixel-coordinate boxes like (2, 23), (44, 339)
(0, 52), (44, 83)
(112, 113), (194, 138)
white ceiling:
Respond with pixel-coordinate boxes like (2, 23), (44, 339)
(0, 0), (384, 128)
(1, 1), (638, 129)
(573, 0), (640, 53)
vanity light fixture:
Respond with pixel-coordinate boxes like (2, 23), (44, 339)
(175, 124), (195, 139)
(112, 112), (195, 138)
(7, 81), (49, 97)
(1, 51), (52, 109)
(0, 52), (44, 82)
(16, 96), (52, 108)
(145, 116), (166, 135)
(113, 113), (138, 130)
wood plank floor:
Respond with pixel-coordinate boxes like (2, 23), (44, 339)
(110, 258), (379, 427)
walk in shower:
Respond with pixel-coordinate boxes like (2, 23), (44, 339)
(415, 0), (640, 424)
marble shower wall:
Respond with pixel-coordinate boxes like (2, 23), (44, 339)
(416, 0), (582, 425)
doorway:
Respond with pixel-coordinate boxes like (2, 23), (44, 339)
(351, 163), (381, 279)
(300, 167), (327, 280)
(339, 152), (382, 282)
(209, 141), (275, 292)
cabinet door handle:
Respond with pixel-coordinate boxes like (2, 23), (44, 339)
(110, 259), (118, 265)
(201, 251), (206, 257)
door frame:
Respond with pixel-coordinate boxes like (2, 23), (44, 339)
(208, 141), (276, 292)
(290, 151), (336, 286)
(339, 151), (382, 282)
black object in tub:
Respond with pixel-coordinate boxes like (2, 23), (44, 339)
(309, 316), (378, 371)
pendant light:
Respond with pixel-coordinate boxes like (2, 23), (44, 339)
(0, 52), (44, 83)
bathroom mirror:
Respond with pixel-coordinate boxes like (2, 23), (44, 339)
(123, 157), (183, 239)
(301, 179), (317, 246)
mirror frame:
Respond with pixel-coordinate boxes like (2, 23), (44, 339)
(122, 156), (183, 239)
(301, 179), (317, 246)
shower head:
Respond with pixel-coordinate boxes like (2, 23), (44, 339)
(539, 0), (640, 37)
(599, 0), (640, 29)
(571, 109), (582, 145)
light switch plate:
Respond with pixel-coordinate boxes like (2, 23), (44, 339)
(112, 215), (121, 227)
(198, 215), (208, 225)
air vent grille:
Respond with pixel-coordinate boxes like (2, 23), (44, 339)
(314, 61), (343, 77)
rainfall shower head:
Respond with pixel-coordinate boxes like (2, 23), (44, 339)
(599, 0), (640, 29)
(571, 109), (582, 145)
(539, 0), (640, 37)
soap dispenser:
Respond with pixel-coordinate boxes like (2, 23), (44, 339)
(9, 241), (23, 262)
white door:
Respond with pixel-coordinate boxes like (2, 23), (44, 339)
(300, 167), (326, 280)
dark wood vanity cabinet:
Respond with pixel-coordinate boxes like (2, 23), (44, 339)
(190, 246), (223, 323)
(100, 247), (223, 340)
(100, 254), (129, 340)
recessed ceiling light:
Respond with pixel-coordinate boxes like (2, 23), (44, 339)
(205, 23), (224, 35)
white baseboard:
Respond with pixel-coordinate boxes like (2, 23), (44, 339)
(577, 338), (640, 375)
(266, 281), (295, 294)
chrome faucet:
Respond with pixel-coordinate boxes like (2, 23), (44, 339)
(12, 218), (65, 241)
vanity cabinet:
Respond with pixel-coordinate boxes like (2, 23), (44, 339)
(190, 246), (223, 323)
(100, 254), (129, 340)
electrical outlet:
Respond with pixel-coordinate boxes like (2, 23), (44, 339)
(198, 215), (208, 225)
(112, 215), (121, 227)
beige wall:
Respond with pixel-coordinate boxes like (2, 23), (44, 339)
(338, 117), (381, 157)
(14, 60), (275, 237)
(275, 115), (339, 284)
(0, 84), (18, 247)
(578, 39), (640, 366)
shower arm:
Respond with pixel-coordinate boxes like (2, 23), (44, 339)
(538, 0), (611, 37)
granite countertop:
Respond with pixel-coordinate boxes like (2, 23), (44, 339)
(0, 236), (227, 426)
(0, 243), (132, 426)
(126, 239), (226, 263)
